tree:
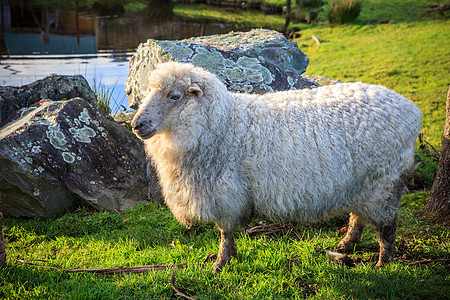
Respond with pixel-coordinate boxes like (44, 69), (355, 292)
(426, 86), (450, 220)
(284, 0), (292, 35)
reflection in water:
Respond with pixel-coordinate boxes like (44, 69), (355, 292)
(1, 0), (255, 55)
(1, 54), (132, 111)
(0, 0), (260, 110)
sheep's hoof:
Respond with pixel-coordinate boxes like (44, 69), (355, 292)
(375, 255), (391, 267)
(336, 238), (356, 253)
(213, 257), (231, 273)
(212, 262), (225, 274)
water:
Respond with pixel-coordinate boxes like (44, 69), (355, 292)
(0, 1), (258, 111)
(2, 53), (132, 111)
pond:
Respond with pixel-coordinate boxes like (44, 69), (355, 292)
(0, 0), (281, 111)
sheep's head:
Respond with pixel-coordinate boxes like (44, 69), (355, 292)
(131, 62), (204, 140)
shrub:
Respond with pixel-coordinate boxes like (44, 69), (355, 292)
(296, 0), (323, 9)
(328, 0), (362, 24)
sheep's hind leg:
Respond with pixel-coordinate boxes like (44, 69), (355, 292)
(214, 228), (237, 273)
(375, 219), (397, 267)
(375, 177), (404, 266)
(337, 212), (366, 252)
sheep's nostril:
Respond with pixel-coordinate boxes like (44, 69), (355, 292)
(132, 119), (153, 133)
(133, 121), (144, 130)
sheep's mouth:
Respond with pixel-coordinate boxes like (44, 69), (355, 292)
(134, 128), (157, 140)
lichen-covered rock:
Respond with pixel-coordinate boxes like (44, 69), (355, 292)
(302, 75), (343, 86)
(0, 98), (150, 217)
(125, 29), (317, 108)
(183, 29), (309, 75)
(0, 75), (97, 128)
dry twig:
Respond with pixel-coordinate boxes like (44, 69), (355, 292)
(170, 269), (197, 300)
(18, 259), (187, 275)
(408, 258), (450, 265)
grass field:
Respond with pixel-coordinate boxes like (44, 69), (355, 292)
(295, 10), (449, 149)
(1, 0), (449, 299)
(173, 3), (286, 29)
(1, 195), (449, 299)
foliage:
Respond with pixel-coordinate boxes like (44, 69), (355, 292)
(91, 78), (121, 115)
(120, 114), (134, 131)
(123, 0), (148, 12)
(327, 0), (362, 24)
(412, 149), (439, 190)
(291, 0), (324, 24)
(92, 84), (112, 115)
(246, 0), (287, 6)
(296, 0), (323, 9)
(357, 0), (446, 24)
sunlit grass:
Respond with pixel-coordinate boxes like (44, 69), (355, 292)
(124, 1), (147, 13)
(91, 76), (123, 115)
(1, 194), (449, 299)
(295, 20), (449, 149)
(173, 3), (285, 30)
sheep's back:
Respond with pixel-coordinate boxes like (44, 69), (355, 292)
(238, 82), (421, 223)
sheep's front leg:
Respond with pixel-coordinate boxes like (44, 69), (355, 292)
(337, 212), (366, 252)
(214, 228), (237, 273)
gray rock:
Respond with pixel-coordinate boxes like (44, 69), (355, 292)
(0, 75), (97, 128)
(183, 29), (309, 75)
(0, 98), (150, 217)
(125, 29), (317, 108)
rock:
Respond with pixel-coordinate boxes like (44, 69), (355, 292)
(0, 74), (97, 128)
(125, 29), (318, 108)
(112, 109), (136, 125)
(0, 212), (5, 267)
(183, 29), (309, 75)
(302, 75), (342, 86)
(0, 98), (150, 217)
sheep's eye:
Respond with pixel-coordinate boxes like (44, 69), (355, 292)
(169, 91), (182, 102)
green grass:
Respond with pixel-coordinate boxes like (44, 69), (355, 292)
(295, 20), (449, 148)
(357, 0), (444, 24)
(173, 3), (286, 30)
(310, 0), (445, 24)
(92, 77), (122, 115)
(292, 0), (449, 188)
(242, 0), (287, 6)
(1, 195), (449, 299)
(124, 1), (148, 13)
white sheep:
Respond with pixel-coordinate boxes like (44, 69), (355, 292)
(131, 62), (422, 272)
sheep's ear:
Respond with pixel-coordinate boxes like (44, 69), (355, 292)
(188, 83), (203, 98)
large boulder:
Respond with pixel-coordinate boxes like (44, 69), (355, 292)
(0, 97), (150, 217)
(125, 29), (318, 108)
(0, 75), (97, 128)
(183, 29), (309, 75)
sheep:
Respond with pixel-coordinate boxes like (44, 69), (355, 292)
(131, 61), (422, 272)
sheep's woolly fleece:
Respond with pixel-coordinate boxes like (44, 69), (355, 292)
(135, 62), (422, 232)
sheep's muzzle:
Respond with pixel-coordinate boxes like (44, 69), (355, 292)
(131, 118), (156, 140)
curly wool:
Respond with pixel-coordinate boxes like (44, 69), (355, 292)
(137, 62), (422, 232)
